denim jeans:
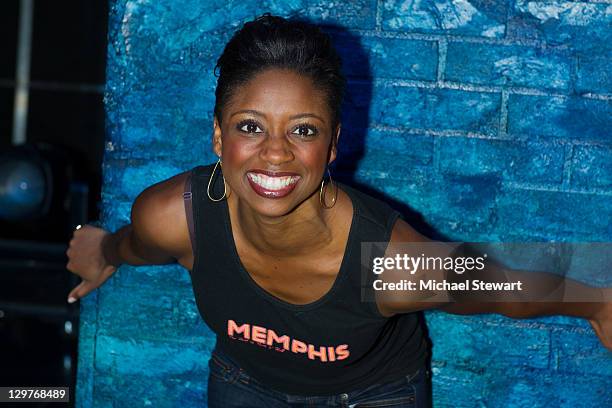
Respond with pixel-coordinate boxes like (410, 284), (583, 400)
(207, 348), (432, 407)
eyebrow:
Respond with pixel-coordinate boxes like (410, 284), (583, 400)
(230, 109), (326, 124)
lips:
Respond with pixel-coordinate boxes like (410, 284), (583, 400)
(246, 170), (301, 199)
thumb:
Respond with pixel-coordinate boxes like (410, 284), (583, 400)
(67, 280), (98, 304)
(589, 319), (610, 351)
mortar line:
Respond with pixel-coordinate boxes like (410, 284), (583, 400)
(436, 38), (448, 84)
(375, 0), (383, 31)
(561, 144), (575, 189)
(499, 90), (510, 139)
(502, 180), (612, 196)
(370, 78), (612, 100)
(350, 28), (551, 48)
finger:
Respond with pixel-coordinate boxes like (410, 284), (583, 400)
(589, 320), (603, 341)
(67, 280), (98, 303)
(589, 320), (601, 338)
(102, 264), (117, 278)
(589, 320), (611, 350)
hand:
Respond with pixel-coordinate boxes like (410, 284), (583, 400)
(588, 289), (612, 351)
(66, 224), (117, 303)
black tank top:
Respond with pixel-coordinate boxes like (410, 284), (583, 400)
(187, 163), (428, 395)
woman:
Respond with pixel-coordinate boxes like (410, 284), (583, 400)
(66, 14), (611, 407)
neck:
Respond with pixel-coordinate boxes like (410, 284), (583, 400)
(228, 192), (334, 257)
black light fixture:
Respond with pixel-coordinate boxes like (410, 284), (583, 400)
(0, 145), (51, 220)
(0, 142), (87, 242)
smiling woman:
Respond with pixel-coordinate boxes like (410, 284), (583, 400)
(64, 13), (611, 408)
(215, 69), (336, 211)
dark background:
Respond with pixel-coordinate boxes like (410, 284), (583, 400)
(0, 1), (108, 406)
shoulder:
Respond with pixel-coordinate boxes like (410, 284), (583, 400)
(339, 183), (398, 231)
(389, 216), (430, 244)
(130, 170), (192, 260)
(378, 204), (433, 317)
(339, 183), (427, 242)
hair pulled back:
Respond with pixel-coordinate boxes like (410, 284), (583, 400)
(214, 14), (346, 130)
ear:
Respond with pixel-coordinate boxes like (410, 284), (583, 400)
(213, 116), (223, 157)
(328, 123), (341, 164)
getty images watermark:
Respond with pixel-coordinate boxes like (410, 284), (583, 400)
(360, 242), (612, 303)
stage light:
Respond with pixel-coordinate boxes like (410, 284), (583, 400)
(0, 157), (49, 220)
(0, 142), (88, 242)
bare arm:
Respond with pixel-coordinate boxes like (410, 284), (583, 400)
(375, 218), (612, 350)
(66, 171), (192, 302)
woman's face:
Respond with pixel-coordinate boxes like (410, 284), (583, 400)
(213, 68), (340, 217)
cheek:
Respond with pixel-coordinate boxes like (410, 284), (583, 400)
(295, 141), (332, 166)
(298, 149), (327, 168)
(221, 136), (257, 164)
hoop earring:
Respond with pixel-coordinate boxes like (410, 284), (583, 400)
(319, 167), (337, 209)
(207, 158), (228, 202)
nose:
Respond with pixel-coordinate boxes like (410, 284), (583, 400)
(260, 131), (294, 165)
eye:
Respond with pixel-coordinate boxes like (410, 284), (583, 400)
(237, 120), (264, 134)
(291, 124), (318, 137)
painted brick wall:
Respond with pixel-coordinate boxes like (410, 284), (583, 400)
(79, 1), (612, 406)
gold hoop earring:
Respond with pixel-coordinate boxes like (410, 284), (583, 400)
(207, 157), (228, 202)
(319, 167), (337, 209)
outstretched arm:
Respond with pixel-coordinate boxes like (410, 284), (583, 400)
(66, 171), (192, 302)
(374, 218), (612, 350)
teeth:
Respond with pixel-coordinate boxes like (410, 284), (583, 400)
(247, 173), (299, 191)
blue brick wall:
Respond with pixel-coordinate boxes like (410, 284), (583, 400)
(80, 1), (611, 406)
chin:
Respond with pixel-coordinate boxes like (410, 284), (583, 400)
(245, 194), (304, 217)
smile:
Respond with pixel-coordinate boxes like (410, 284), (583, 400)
(246, 171), (301, 198)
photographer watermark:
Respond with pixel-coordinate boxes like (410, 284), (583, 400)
(361, 242), (612, 303)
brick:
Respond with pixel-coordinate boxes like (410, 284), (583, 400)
(105, 1), (230, 90)
(552, 328), (612, 377)
(299, 0), (378, 29)
(97, 281), (212, 342)
(106, 25), (225, 84)
(381, 0), (507, 38)
(507, 94), (612, 142)
(332, 34), (438, 80)
(576, 55), (612, 95)
(338, 127), (434, 170)
(495, 188), (612, 240)
(571, 145), (612, 190)
(423, 175), (500, 232)
(370, 85), (501, 134)
(430, 330), (611, 407)
(108, 76), (216, 118)
(105, 160), (187, 200)
(445, 42), (571, 90)
(94, 373), (206, 408)
(430, 365), (489, 408)
(116, 264), (192, 288)
(99, 196), (131, 228)
(111, 1), (379, 91)
(509, 1), (612, 53)
(427, 312), (551, 370)
(434, 365), (578, 408)
(439, 137), (565, 184)
(94, 334), (212, 376)
(376, 172), (501, 240)
(106, 111), (213, 162)
(482, 367), (612, 408)
(76, 293), (98, 408)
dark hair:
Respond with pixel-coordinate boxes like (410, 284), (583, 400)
(214, 14), (346, 130)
